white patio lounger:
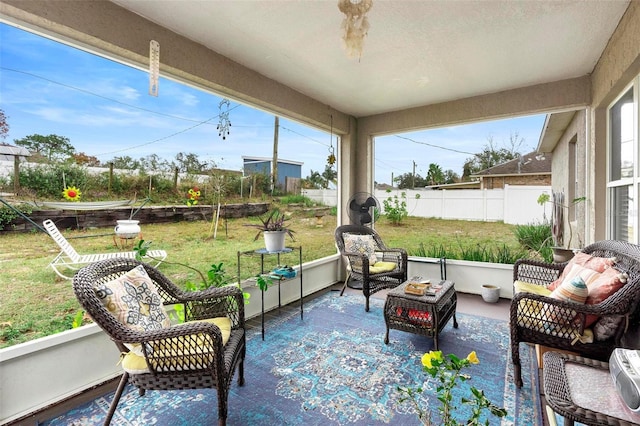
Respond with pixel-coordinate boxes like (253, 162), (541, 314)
(43, 219), (167, 280)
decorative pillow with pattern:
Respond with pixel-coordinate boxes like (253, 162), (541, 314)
(343, 233), (378, 267)
(94, 265), (171, 355)
(584, 268), (628, 327)
(549, 253), (617, 291)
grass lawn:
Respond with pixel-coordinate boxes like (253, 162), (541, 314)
(0, 212), (522, 347)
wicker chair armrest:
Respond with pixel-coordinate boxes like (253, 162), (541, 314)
(116, 320), (225, 347)
(177, 286), (245, 325)
(377, 248), (408, 262)
(176, 284), (242, 303)
(513, 258), (565, 286)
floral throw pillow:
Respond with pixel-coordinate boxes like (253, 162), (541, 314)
(343, 233), (378, 268)
(94, 265), (170, 354)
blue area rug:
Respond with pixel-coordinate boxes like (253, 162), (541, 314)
(43, 292), (541, 425)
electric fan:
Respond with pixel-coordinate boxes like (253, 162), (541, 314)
(347, 192), (380, 226)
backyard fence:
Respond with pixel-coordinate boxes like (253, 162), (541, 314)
(303, 185), (550, 225)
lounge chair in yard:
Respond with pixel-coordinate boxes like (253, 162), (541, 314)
(43, 219), (167, 279)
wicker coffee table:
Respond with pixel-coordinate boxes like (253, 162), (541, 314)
(383, 279), (457, 349)
(543, 352), (640, 426)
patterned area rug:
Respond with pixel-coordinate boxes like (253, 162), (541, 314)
(43, 291), (541, 425)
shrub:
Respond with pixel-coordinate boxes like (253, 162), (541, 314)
(411, 242), (528, 264)
(383, 191), (408, 225)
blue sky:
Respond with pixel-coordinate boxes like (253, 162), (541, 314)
(0, 23), (545, 185)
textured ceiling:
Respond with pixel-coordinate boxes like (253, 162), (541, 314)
(112, 0), (629, 117)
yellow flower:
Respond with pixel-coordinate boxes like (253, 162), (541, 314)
(466, 351), (479, 364)
(62, 186), (82, 201)
(421, 350), (443, 368)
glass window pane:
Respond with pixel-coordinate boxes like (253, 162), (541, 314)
(609, 88), (634, 181)
(609, 185), (635, 242)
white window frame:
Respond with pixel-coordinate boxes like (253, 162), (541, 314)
(607, 78), (639, 243)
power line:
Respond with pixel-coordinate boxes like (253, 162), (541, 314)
(394, 134), (476, 156)
(1, 67), (219, 125)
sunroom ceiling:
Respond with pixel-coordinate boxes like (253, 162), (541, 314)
(113, 1), (628, 118)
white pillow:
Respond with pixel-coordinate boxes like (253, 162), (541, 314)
(343, 233), (378, 266)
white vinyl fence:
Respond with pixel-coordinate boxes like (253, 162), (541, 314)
(303, 185), (550, 225)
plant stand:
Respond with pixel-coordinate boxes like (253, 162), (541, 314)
(237, 246), (303, 340)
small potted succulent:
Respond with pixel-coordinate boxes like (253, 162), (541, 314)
(245, 209), (295, 252)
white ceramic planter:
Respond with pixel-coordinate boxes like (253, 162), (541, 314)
(114, 219), (141, 239)
(481, 284), (501, 303)
(263, 230), (286, 252)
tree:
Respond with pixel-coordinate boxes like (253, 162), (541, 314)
(303, 165), (337, 189)
(73, 152), (101, 166)
(394, 172), (427, 189)
(109, 155), (141, 170)
(139, 154), (171, 173)
(14, 134), (75, 161)
(442, 169), (459, 184)
(462, 136), (520, 180)
(175, 152), (210, 173)
(426, 163), (444, 185)
(321, 165), (337, 188)
(0, 109), (9, 142)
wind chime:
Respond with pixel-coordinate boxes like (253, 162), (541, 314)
(327, 114), (336, 167)
(217, 99), (232, 140)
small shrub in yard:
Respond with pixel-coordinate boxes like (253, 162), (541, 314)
(514, 221), (553, 262)
(383, 191), (408, 225)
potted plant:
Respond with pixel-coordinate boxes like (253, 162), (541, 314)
(245, 209), (295, 252)
(537, 191), (586, 262)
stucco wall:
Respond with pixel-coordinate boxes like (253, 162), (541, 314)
(590, 1), (640, 241)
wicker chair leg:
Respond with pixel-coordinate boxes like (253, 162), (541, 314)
(217, 388), (228, 426)
(365, 296), (370, 312)
(339, 271), (351, 296)
(512, 345), (523, 388)
(238, 359), (245, 386)
(104, 372), (128, 425)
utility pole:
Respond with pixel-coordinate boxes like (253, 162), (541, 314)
(272, 116), (279, 194)
(412, 161), (417, 189)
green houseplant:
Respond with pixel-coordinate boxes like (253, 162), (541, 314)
(245, 209), (295, 252)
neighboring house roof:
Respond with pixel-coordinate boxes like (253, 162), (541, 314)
(426, 181), (481, 190)
(537, 111), (577, 153)
(0, 143), (30, 162)
(242, 156), (303, 166)
(471, 151), (551, 177)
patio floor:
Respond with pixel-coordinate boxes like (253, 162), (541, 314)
(14, 283), (554, 426)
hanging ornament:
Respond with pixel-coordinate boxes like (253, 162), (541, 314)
(327, 114), (336, 166)
(149, 40), (160, 96)
(216, 99), (232, 140)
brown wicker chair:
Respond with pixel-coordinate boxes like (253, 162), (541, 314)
(72, 257), (245, 426)
(335, 224), (408, 311)
(510, 240), (640, 387)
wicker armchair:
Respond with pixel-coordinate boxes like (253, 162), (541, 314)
(335, 225), (408, 311)
(510, 240), (640, 387)
(72, 258), (245, 426)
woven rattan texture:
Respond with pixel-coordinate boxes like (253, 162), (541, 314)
(335, 225), (408, 311)
(72, 257), (246, 426)
(510, 240), (640, 388)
